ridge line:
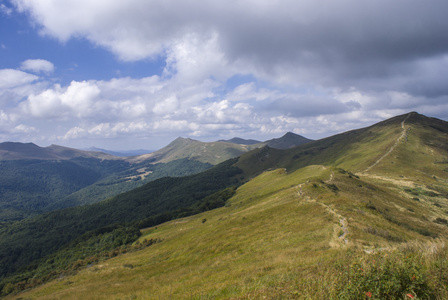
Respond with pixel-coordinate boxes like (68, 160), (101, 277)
(363, 113), (411, 173)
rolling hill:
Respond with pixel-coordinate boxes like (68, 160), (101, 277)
(84, 147), (153, 157)
(129, 137), (253, 164)
(218, 137), (261, 145)
(2, 112), (448, 299)
(0, 142), (116, 161)
(262, 131), (313, 149)
(129, 132), (312, 165)
(0, 132), (311, 221)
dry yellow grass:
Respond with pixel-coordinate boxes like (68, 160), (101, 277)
(9, 160), (448, 299)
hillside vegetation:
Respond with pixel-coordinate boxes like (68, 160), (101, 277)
(0, 158), (241, 281)
(2, 112), (448, 299)
(0, 132), (310, 221)
(128, 132), (311, 165)
(9, 162), (448, 299)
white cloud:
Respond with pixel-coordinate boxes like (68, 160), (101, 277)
(23, 87), (64, 118)
(6, 68), (439, 148)
(20, 59), (55, 74)
(62, 81), (100, 115)
(226, 82), (278, 102)
(3, 0), (448, 148)
(13, 0), (448, 91)
(0, 69), (38, 89)
(0, 69), (46, 114)
(21, 80), (104, 119)
(12, 124), (38, 133)
(153, 95), (179, 115)
(0, 3), (12, 15)
(164, 32), (231, 83)
(62, 126), (87, 140)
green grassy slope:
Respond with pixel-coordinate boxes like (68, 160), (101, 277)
(130, 137), (253, 165)
(235, 112), (448, 178)
(130, 132), (313, 165)
(10, 161), (448, 299)
(4, 112), (448, 299)
(0, 132), (313, 222)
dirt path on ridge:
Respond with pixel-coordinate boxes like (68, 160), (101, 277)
(363, 113), (411, 173)
(296, 171), (348, 246)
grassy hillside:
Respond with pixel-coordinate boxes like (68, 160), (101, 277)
(235, 112), (448, 178)
(3, 112), (448, 299)
(9, 162), (448, 299)
(130, 137), (254, 165)
(0, 132), (312, 221)
(130, 132), (312, 165)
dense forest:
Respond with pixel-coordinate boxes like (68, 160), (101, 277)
(0, 157), (212, 222)
(0, 158), (242, 291)
(48, 158), (213, 210)
(0, 186), (237, 295)
(0, 159), (113, 221)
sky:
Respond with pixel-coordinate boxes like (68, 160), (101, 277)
(1, 0), (448, 151)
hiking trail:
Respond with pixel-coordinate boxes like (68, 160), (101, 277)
(297, 171), (348, 246)
(363, 113), (411, 173)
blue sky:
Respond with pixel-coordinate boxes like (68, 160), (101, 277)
(1, 0), (448, 150)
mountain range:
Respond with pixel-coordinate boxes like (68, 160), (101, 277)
(83, 147), (154, 157)
(1, 112), (448, 299)
(0, 142), (116, 161)
(0, 132), (311, 221)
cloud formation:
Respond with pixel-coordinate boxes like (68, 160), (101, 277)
(0, 0), (447, 149)
(20, 59), (55, 74)
(13, 0), (448, 89)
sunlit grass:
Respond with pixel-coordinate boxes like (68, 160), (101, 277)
(8, 161), (448, 299)
(8, 167), (335, 299)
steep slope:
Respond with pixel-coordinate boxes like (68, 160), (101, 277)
(3, 112), (448, 299)
(9, 161), (448, 299)
(0, 159), (242, 279)
(235, 112), (448, 179)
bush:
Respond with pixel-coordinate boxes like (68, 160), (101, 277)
(335, 252), (432, 299)
(294, 242), (448, 299)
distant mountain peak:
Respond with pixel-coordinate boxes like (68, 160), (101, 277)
(283, 132), (298, 137)
(218, 137), (261, 145)
(265, 132), (313, 149)
(169, 137), (199, 146)
(0, 142), (118, 161)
